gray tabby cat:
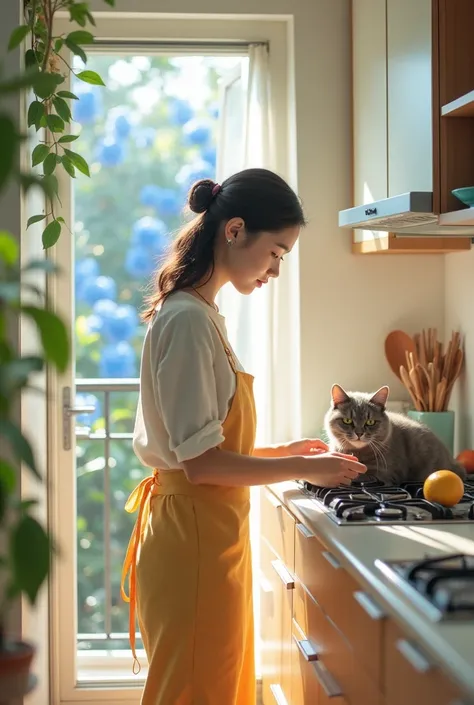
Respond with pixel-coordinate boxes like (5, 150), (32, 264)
(324, 384), (466, 485)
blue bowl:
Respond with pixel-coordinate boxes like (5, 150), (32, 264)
(452, 186), (474, 207)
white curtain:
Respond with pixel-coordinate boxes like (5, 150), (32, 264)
(216, 44), (278, 447)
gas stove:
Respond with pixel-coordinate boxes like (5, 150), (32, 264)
(375, 553), (474, 621)
(300, 474), (474, 525)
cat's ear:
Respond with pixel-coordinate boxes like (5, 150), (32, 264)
(331, 384), (350, 407)
(370, 386), (390, 409)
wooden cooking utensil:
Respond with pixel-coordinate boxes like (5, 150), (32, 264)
(385, 330), (416, 381)
(399, 365), (422, 410)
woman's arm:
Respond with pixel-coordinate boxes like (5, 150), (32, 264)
(253, 444), (290, 458)
(182, 447), (366, 488)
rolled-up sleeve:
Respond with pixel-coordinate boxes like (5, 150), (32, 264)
(153, 307), (225, 462)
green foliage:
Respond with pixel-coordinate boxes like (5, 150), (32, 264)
(0, 0), (113, 644)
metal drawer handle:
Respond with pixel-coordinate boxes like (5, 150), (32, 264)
(271, 559), (295, 590)
(269, 683), (289, 705)
(396, 638), (432, 673)
(296, 522), (315, 538)
(353, 590), (385, 620)
(312, 660), (343, 698)
(266, 489), (282, 509)
(322, 550), (341, 570)
(293, 635), (319, 662)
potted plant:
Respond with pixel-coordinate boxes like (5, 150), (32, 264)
(0, 0), (112, 697)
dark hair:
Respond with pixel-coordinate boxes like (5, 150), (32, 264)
(142, 168), (306, 322)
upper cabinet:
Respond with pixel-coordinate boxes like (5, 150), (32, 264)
(346, 0), (474, 254)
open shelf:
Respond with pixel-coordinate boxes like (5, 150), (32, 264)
(441, 89), (474, 117)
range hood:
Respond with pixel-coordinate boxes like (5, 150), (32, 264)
(338, 192), (474, 236)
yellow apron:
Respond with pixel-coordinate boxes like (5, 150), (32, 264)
(121, 322), (257, 705)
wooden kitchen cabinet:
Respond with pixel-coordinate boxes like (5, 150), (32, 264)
(384, 619), (464, 705)
(350, 0), (472, 254)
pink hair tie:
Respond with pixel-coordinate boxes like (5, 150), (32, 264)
(212, 183), (221, 197)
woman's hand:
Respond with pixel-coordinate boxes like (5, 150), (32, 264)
(300, 453), (367, 487)
(283, 438), (329, 456)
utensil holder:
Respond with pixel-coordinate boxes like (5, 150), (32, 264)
(406, 410), (455, 455)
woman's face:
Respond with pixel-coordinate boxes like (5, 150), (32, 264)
(222, 218), (300, 295)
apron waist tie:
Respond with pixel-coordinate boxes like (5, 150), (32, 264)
(120, 468), (160, 674)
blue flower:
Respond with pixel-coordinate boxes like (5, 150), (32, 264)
(201, 145), (216, 168)
(100, 342), (136, 378)
(176, 159), (215, 192)
(75, 393), (102, 424)
(114, 114), (131, 139)
(82, 276), (117, 306)
(74, 91), (100, 124)
(169, 98), (193, 126)
(135, 128), (156, 149)
(86, 299), (118, 335)
(103, 304), (139, 342)
(139, 185), (181, 217)
(97, 140), (125, 168)
(125, 246), (156, 278)
(209, 103), (219, 119)
(75, 258), (100, 301)
(183, 119), (212, 147)
(131, 216), (167, 249)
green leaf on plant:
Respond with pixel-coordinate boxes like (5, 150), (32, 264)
(33, 71), (64, 99)
(86, 11), (96, 26)
(0, 421), (39, 479)
(54, 38), (64, 53)
(31, 143), (50, 166)
(21, 306), (69, 371)
(58, 134), (79, 143)
(0, 460), (16, 494)
(0, 116), (17, 190)
(76, 70), (105, 86)
(24, 49), (36, 69)
(27, 100), (44, 129)
(67, 30), (94, 45)
(46, 114), (65, 133)
(57, 90), (79, 100)
(43, 173), (59, 199)
(43, 153), (57, 176)
(103, 0), (115, 5)
(0, 231), (19, 266)
(27, 214), (47, 229)
(61, 156), (76, 178)
(41, 220), (61, 249)
(0, 357), (44, 395)
(65, 39), (87, 65)
(11, 515), (50, 605)
(63, 149), (90, 177)
(8, 25), (31, 51)
(53, 96), (71, 122)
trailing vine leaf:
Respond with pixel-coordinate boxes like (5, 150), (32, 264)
(27, 100), (44, 129)
(21, 306), (69, 371)
(67, 30), (94, 45)
(65, 39), (87, 64)
(53, 96), (72, 122)
(58, 134), (79, 143)
(57, 90), (79, 100)
(43, 153), (57, 176)
(61, 156), (76, 178)
(0, 231), (19, 266)
(10, 515), (50, 604)
(76, 70), (105, 86)
(31, 143), (50, 166)
(54, 38), (64, 53)
(33, 72), (65, 99)
(46, 114), (65, 133)
(0, 421), (39, 479)
(26, 214), (47, 229)
(41, 219), (62, 249)
(63, 149), (90, 177)
(8, 25), (31, 51)
(24, 49), (36, 69)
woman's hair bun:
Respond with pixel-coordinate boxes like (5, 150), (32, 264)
(187, 179), (217, 214)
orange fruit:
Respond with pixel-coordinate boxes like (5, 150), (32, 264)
(423, 470), (465, 507)
(456, 449), (474, 473)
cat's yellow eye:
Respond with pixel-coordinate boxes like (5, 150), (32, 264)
(342, 417), (353, 425)
(365, 419), (376, 426)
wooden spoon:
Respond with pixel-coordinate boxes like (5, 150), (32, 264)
(385, 331), (417, 381)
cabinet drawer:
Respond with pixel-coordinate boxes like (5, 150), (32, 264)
(384, 619), (463, 705)
(294, 582), (382, 705)
(294, 520), (385, 686)
(261, 487), (295, 571)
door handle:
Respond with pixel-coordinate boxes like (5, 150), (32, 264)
(271, 559), (295, 590)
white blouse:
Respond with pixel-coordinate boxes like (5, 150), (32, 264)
(133, 291), (243, 470)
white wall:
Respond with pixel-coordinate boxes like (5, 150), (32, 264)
(445, 250), (474, 452)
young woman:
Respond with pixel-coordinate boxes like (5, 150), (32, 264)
(121, 168), (366, 705)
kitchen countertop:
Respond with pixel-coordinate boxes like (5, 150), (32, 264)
(268, 481), (474, 700)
